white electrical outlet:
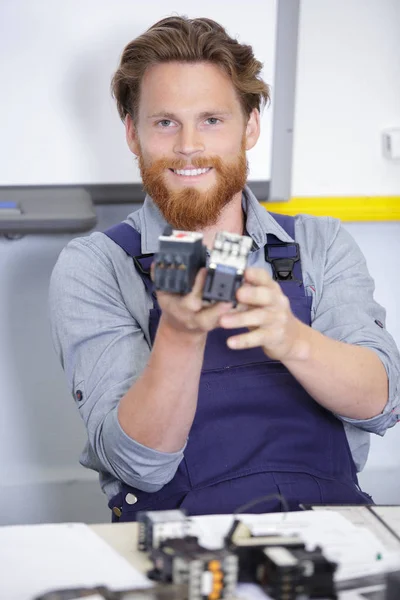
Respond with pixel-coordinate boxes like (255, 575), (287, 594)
(382, 128), (400, 160)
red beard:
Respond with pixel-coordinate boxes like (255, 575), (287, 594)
(137, 144), (248, 230)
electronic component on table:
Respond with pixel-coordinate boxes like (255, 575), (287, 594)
(154, 230), (206, 294)
(226, 519), (305, 551)
(225, 519), (337, 599)
(137, 509), (188, 552)
(148, 536), (238, 600)
(263, 545), (337, 600)
(138, 510), (238, 598)
(202, 232), (252, 304)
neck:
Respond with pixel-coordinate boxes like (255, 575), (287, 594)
(199, 190), (244, 249)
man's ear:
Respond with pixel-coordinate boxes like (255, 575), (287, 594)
(244, 108), (261, 151)
(125, 114), (140, 156)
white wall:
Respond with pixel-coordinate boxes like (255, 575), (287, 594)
(292, 0), (400, 196)
(0, 0), (399, 524)
(0, 0), (275, 185)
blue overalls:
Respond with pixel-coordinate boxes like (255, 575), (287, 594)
(104, 213), (372, 521)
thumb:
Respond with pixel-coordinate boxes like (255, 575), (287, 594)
(190, 267), (207, 298)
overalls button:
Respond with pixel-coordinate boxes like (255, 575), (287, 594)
(125, 493), (138, 505)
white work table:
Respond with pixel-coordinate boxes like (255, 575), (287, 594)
(2, 508), (400, 600)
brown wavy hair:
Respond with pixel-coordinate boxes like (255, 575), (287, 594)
(111, 16), (270, 124)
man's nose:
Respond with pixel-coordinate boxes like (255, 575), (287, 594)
(173, 125), (204, 157)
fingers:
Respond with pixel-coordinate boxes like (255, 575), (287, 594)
(236, 283), (288, 309)
(226, 324), (288, 350)
(236, 284), (273, 307)
(184, 268), (208, 312)
(221, 268), (294, 353)
(227, 328), (268, 350)
(191, 267), (208, 296)
(236, 269), (287, 310)
(220, 307), (282, 330)
(244, 267), (274, 287)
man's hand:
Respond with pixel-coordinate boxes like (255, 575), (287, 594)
(219, 267), (307, 361)
(154, 266), (233, 337)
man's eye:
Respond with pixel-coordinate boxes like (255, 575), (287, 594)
(206, 118), (220, 125)
(158, 120), (173, 127)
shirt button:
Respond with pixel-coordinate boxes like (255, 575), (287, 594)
(125, 493), (138, 505)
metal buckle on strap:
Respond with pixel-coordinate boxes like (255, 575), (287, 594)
(133, 254), (154, 276)
(265, 242), (300, 281)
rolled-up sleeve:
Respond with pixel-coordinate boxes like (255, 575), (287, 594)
(311, 223), (400, 435)
(49, 236), (184, 490)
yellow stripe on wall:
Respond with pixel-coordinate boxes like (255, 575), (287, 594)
(260, 196), (400, 221)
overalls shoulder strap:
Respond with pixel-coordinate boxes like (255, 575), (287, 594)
(267, 211), (296, 239)
(103, 222), (154, 292)
(104, 222), (143, 257)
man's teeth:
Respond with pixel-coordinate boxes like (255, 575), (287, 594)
(173, 168), (211, 176)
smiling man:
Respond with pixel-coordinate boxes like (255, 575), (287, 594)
(49, 16), (400, 520)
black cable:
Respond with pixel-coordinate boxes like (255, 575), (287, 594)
(233, 493), (289, 518)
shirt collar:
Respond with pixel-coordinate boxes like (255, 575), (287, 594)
(126, 184), (293, 255)
(242, 185), (294, 248)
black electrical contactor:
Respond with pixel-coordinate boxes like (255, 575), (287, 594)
(153, 230), (207, 295)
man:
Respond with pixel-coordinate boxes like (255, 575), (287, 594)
(49, 16), (400, 520)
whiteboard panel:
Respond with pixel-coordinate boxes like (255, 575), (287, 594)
(0, 0), (276, 185)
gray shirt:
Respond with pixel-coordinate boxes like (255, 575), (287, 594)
(49, 185), (400, 501)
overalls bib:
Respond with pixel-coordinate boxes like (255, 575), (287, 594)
(104, 213), (372, 521)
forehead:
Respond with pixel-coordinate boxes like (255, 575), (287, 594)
(138, 61), (241, 118)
